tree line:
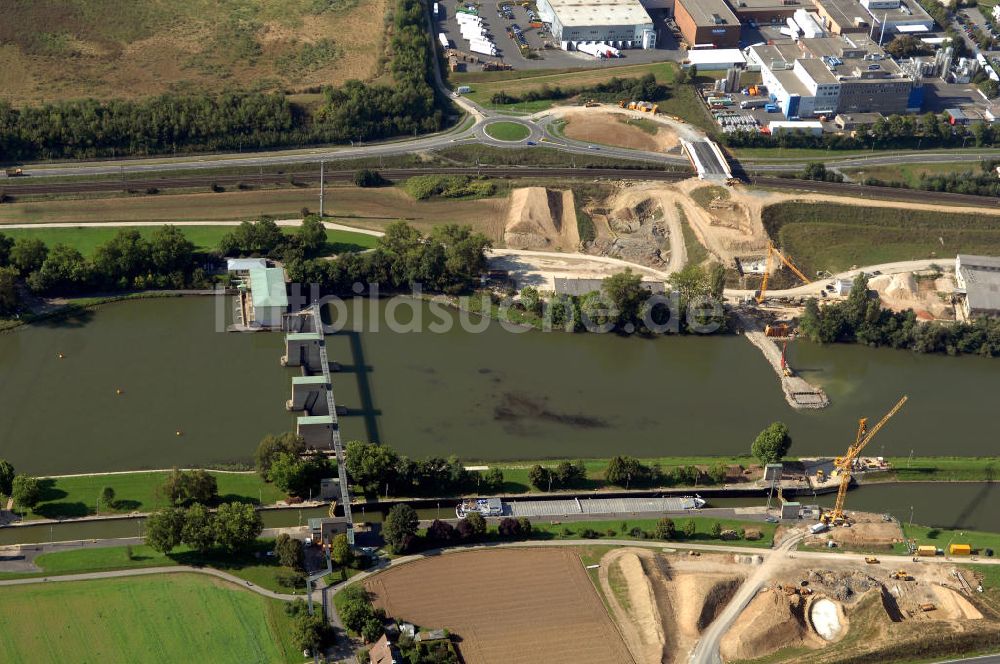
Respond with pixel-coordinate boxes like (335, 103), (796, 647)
(344, 441), (504, 498)
(861, 160), (1000, 197)
(288, 221), (491, 296)
(724, 112), (999, 151)
(799, 273), (1000, 357)
(511, 264), (728, 335)
(0, 0), (444, 161)
(489, 73), (666, 105)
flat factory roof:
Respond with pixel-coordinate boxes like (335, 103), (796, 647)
(677, 0), (738, 26)
(814, 0), (870, 28)
(544, 0), (652, 27)
(249, 267), (288, 309)
(686, 48), (747, 65)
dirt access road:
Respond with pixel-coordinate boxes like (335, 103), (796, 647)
(688, 529), (806, 664)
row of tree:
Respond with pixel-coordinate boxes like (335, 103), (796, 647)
(145, 501), (263, 554)
(0, 0), (444, 161)
(489, 73), (666, 105)
(798, 273), (1000, 356)
(724, 112), (999, 150)
(513, 264), (727, 336)
(288, 221), (491, 295)
(861, 160), (1000, 197)
(0, 226), (206, 301)
(344, 440), (503, 498)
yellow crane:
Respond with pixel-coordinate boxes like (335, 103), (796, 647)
(756, 243), (811, 304)
(823, 395), (908, 525)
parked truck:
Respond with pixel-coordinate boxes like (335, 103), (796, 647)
(3, 167), (24, 177)
(740, 98), (768, 109)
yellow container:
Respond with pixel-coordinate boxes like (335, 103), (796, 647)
(949, 544), (972, 556)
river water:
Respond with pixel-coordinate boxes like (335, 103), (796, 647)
(1, 297), (998, 474)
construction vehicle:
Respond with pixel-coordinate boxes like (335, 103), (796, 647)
(584, 99), (600, 107)
(919, 603), (936, 612)
(779, 338), (792, 377)
(865, 556), (880, 564)
(821, 395), (908, 526)
(755, 243), (811, 304)
(3, 168), (24, 177)
(890, 570), (911, 580)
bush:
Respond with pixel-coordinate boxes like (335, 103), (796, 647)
(579, 528), (600, 539)
(402, 175), (496, 200)
(654, 517), (676, 540)
(276, 570), (307, 588)
(354, 169), (388, 187)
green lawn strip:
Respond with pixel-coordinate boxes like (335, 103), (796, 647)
(416, 517), (775, 548)
(899, 524), (1000, 557)
(0, 574), (298, 664)
(865, 457), (1000, 483)
(0, 225), (376, 257)
(676, 203), (709, 265)
(0, 541), (309, 594)
(483, 121), (531, 141)
(655, 81), (719, 136)
(762, 201), (1000, 275)
(840, 162), (982, 187)
(433, 143), (666, 169)
(26, 471), (286, 521)
(457, 62), (677, 110)
(689, 185), (729, 210)
(483, 455), (756, 493)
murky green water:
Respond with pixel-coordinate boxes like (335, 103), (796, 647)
(2, 297), (998, 474)
(1, 484), (995, 545)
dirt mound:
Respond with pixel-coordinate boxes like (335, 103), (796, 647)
(720, 589), (824, 660)
(931, 585), (984, 621)
(828, 519), (903, 550)
(504, 187), (580, 251)
(617, 552), (666, 663)
(561, 109), (679, 152)
(590, 189), (671, 267)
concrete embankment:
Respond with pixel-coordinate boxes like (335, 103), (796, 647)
(736, 310), (829, 410)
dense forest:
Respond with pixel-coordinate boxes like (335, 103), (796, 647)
(0, 0), (443, 161)
(799, 274), (1000, 357)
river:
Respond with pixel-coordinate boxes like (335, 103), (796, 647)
(1, 297), (998, 474)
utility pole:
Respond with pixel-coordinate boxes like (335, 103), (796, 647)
(319, 161), (325, 218)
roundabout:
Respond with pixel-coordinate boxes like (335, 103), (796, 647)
(483, 120), (532, 142)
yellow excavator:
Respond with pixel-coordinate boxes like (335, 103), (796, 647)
(756, 243), (811, 304)
(822, 395), (908, 525)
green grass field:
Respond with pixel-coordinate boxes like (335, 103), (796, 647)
(0, 225), (377, 257)
(26, 471), (287, 521)
(0, 542), (308, 595)
(761, 201), (1000, 275)
(483, 121), (531, 142)
(455, 62), (677, 111)
(899, 524), (1000, 557)
(0, 574), (298, 664)
(840, 162), (983, 187)
(676, 203), (709, 265)
(869, 457), (1000, 483)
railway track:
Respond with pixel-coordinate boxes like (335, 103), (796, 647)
(2, 166), (998, 208)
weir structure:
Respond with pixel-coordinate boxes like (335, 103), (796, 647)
(283, 305), (354, 545)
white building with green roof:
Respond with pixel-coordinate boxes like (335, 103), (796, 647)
(246, 266), (288, 328)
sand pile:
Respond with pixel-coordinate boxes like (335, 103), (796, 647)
(504, 187), (580, 251)
(592, 190), (669, 266)
(560, 109), (680, 152)
(931, 585), (984, 621)
(617, 553), (666, 663)
(720, 589), (823, 660)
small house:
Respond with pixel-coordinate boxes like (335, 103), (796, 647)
(369, 634), (402, 664)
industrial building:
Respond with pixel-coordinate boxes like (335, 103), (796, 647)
(674, 0), (741, 48)
(956, 254), (1000, 319)
(246, 266), (288, 328)
(729, 0), (804, 24)
(537, 0), (657, 49)
(746, 36), (919, 118)
(811, 0), (932, 38)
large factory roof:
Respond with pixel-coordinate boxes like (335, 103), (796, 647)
(544, 0), (652, 27)
(676, 0), (738, 26)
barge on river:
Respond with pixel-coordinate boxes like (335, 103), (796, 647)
(456, 495), (706, 519)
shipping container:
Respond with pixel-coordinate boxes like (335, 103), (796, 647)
(438, 33), (450, 49)
(917, 545), (937, 557)
(949, 543), (972, 555)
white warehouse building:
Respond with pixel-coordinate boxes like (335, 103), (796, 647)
(537, 0), (656, 49)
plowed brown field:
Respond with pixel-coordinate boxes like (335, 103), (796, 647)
(365, 548), (633, 664)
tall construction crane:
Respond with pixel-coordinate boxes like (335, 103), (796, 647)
(756, 243), (811, 304)
(823, 395), (908, 525)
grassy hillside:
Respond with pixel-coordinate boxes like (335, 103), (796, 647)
(761, 201), (1000, 275)
(0, 574), (298, 663)
(0, 0), (388, 105)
